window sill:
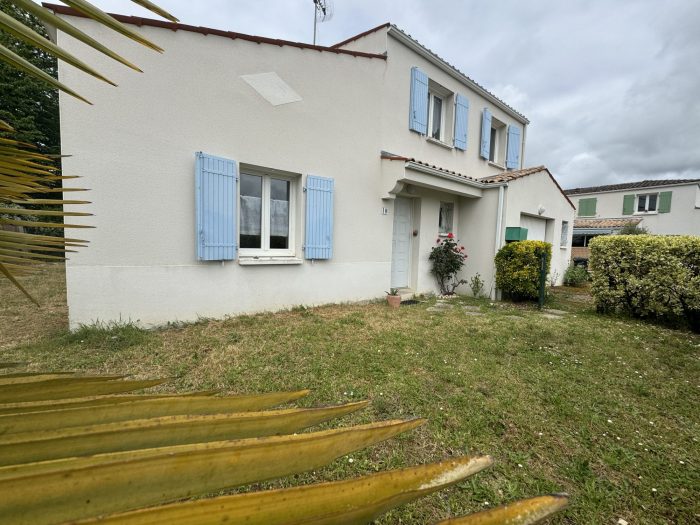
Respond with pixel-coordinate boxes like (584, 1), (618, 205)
(488, 161), (506, 170)
(633, 211), (657, 215)
(238, 257), (303, 266)
(426, 137), (453, 150)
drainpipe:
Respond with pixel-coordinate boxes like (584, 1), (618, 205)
(493, 184), (507, 300)
(494, 184), (506, 255)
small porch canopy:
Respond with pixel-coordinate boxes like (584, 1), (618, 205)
(379, 151), (500, 199)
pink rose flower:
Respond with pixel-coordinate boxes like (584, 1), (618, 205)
(447, 233), (454, 239)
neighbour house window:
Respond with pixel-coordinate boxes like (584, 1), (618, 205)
(560, 221), (569, 247)
(438, 201), (454, 234)
(240, 171), (295, 255)
(637, 193), (658, 213)
(572, 234), (585, 247)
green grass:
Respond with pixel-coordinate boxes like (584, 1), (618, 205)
(1, 265), (699, 524)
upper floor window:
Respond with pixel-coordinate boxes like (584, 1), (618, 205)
(428, 93), (444, 141)
(637, 193), (657, 213)
(488, 118), (507, 164)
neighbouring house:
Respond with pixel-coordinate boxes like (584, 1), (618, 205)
(564, 179), (700, 259)
(47, 5), (575, 328)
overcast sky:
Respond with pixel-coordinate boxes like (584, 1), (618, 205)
(65, 0), (700, 189)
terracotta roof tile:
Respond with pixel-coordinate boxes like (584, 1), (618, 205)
(480, 166), (575, 209)
(574, 218), (642, 229)
(565, 179), (700, 195)
(380, 152), (478, 182)
(43, 3), (387, 60)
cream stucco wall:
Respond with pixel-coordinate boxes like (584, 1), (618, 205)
(56, 14), (571, 327)
(503, 174), (576, 284)
(568, 184), (700, 235)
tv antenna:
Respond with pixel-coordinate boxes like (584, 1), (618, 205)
(313, 0), (333, 45)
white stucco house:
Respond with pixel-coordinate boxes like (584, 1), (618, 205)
(48, 5), (575, 328)
(564, 179), (700, 259)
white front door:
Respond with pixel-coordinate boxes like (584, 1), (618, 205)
(391, 197), (413, 288)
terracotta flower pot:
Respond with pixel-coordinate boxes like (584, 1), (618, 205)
(387, 294), (401, 308)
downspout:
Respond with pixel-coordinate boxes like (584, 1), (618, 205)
(494, 184), (506, 255)
(493, 184), (507, 300)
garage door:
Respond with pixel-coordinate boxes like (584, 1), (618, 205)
(520, 214), (547, 241)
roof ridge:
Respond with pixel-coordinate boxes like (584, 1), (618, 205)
(42, 3), (387, 60)
(564, 178), (700, 195)
(388, 25), (528, 123)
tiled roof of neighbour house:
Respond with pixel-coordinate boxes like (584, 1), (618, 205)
(42, 3), (387, 60)
(573, 218), (642, 230)
(334, 24), (529, 124)
(564, 179), (700, 195)
(479, 166), (576, 209)
(380, 152), (480, 183)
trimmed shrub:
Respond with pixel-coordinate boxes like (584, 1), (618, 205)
(589, 235), (700, 332)
(495, 241), (552, 301)
(563, 264), (588, 287)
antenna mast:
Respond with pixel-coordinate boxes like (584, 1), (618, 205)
(313, 0), (333, 45)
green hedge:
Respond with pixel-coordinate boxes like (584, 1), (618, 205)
(495, 240), (551, 301)
(589, 235), (700, 332)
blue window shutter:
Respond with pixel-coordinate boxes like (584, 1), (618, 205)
(195, 152), (237, 261)
(304, 175), (334, 260)
(409, 67), (429, 135)
(506, 125), (521, 169)
(453, 93), (469, 150)
(480, 109), (492, 159)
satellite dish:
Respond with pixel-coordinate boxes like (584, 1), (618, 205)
(313, 0), (334, 45)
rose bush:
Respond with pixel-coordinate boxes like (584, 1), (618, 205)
(429, 234), (468, 295)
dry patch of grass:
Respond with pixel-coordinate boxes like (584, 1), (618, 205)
(1, 264), (699, 524)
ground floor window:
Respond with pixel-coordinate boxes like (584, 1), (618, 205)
(438, 201), (454, 234)
(240, 171), (295, 255)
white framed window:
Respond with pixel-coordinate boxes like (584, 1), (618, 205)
(560, 221), (569, 247)
(438, 201), (454, 235)
(488, 117), (506, 165)
(239, 169), (297, 257)
(636, 193), (658, 213)
(428, 93), (445, 141)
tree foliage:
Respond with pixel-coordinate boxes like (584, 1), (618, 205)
(0, 0), (58, 153)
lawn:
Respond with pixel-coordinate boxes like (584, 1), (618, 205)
(1, 264), (698, 524)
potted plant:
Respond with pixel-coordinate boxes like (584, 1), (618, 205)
(386, 288), (401, 308)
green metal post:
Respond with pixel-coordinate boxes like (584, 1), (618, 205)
(538, 252), (547, 309)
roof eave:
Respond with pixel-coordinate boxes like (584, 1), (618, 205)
(565, 180), (700, 196)
(387, 26), (529, 125)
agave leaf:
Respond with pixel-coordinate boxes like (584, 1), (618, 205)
(0, 373), (80, 385)
(0, 262), (37, 304)
(0, 389), (310, 432)
(0, 207), (92, 217)
(0, 391), (219, 416)
(0, 377), (167, 403)
(0, 119), (13, 131)
(0, 419), (424, 524)
(0, 43), (91, 104)
(131, 0), (179, 22)
(0, 402), (370, 464)
(0, 9), (116, 85)
(81, 455), (494, 525)
(434, 495), (570, 525)
(61, 0), (164, 53)
(0, 363), (24, 369)
(13, 0), (143, 72)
